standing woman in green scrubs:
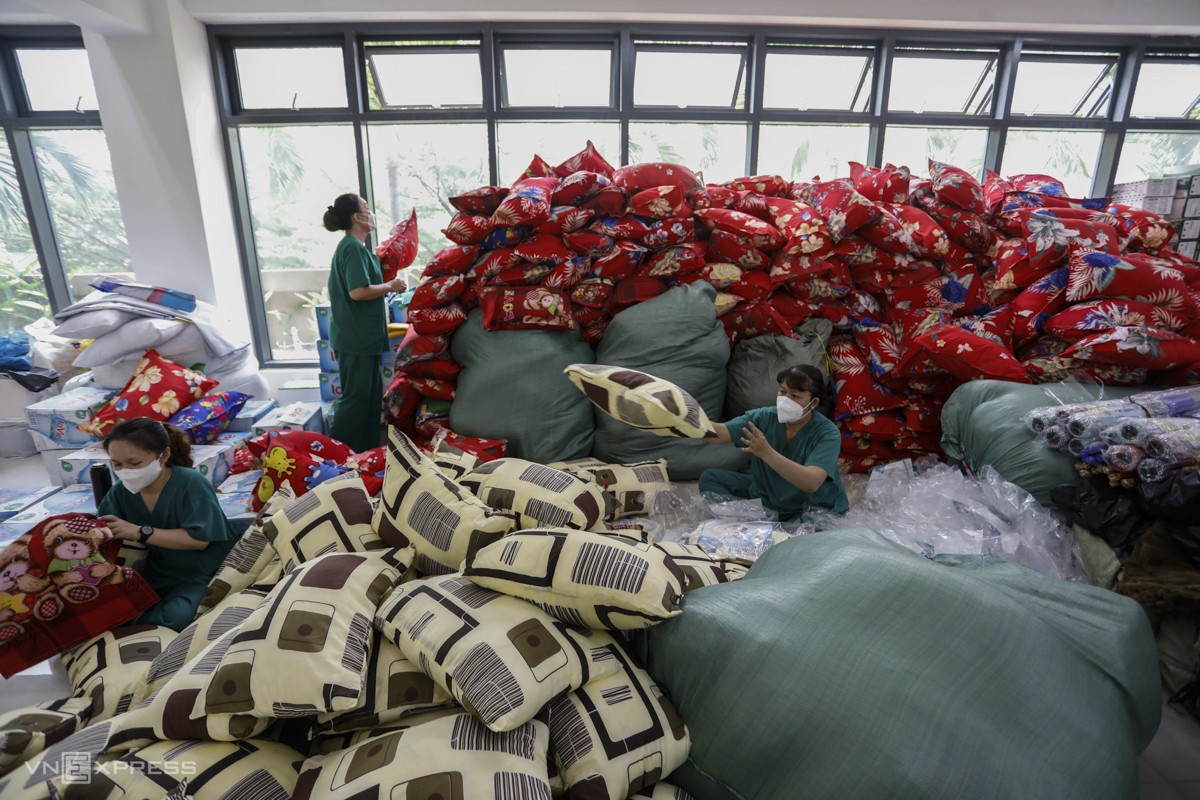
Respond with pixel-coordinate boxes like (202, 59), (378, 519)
(322, 193), (406, 452)
(97, 418), (235, 631)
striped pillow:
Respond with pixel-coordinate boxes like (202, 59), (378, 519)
(565, 363), (717, 439)
(197, 523), (277, 616)
(62, 625), (178, 725)
(261, 474), (385, 575)
(459, 458), (612, 531)
(373, 574), (621, 733)
(463, 529), (686, 630)
(654, 541), (737, 593)
(551, 457), (671, 519)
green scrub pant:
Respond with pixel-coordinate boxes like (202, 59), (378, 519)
(135, 581), (206, 632)
(330, 351), (384, 452)
(699, 469), (756, 501)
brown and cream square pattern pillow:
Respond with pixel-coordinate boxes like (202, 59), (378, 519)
(546, 641), (690, 800)
(197, 522), (278, 616)
(565, 363), (717, 439)
(431, 448), (482, 480)
(463, 529), (686, 630)
(201, 549), (412, 719)
(631, 781), (698, 800)
(294, 711), (551, 800)
(61, 625), (178, 725)
(262, 473), (385, 574)
(374, 428), (518, 576)
(374, 573), (621, 732)
(459, 457), (611, 531)
(0, 697), (91, 778)
(551, 457), (671, 519)
(654, 542), (735, 593)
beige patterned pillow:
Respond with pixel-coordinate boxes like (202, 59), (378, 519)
(61, 625), (178, 724)
(552, 457), (672, 519)
(374, 428), (517, 576)
(459, 457), (612, 531)
(310, 631), (454, 737)
(294, 711), (551, 800)
(632, 781), (698, 799)
(565, 364), (717, 438)
(197, 523), (277, 616)
(201, 549), (412, 719)
(0, 697), (91, 778)
(654, 542), (736, 593)
(546, 642), (690, 800)
(262, 474), (385, 574)
(463, 529), (686, 630)
(431, 449), (482, 479)
(374, 574), (621, 732)
(308, 707), (462, 757)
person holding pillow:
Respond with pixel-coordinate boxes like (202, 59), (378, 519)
(702, 364), (848, 520)
(323, 193), (407, 452)
(96, 418), (235, 630)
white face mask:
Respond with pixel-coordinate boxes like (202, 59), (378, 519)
(777, 395), (817, 424)
(115, 457), (163, 493)
(358, 211), (376, 231)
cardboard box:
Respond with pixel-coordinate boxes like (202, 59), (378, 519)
(1181, 219), (1200, 241)
(388, 297), (408, 324)
(1121, 195), (1176, 216)
(57, 442), (235, 488)
(0, 486), (60, 522)
(1, 485), (97, 542)
(1186, 198), (1200, 219)
(314, 305), (332, 340)
(322, 400), (336, 433)
(319, 371), (343, 403)
(1189, 175), (1200, 197)
(1178, 240), (1198, 260)
(215, 491), (256, 536)
(228, 399), (276, 432)
(218, 470), (262, 495)
(317, 339), (338, 372)
(40, 445), (86, 487)
(277, 378), (321, 405)
(212, 430), (251, 448)
(24, 387), (113, 448)
(1113, 178), (1179, 197)
(252, 402), (325, 437)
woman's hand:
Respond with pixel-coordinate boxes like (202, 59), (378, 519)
(387, 277), (407, 293)
(98, 515), (139, 542)
(739, 421), (775, 458)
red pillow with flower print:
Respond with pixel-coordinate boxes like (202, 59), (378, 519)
(688, 186), (738, 210)
(770, 252), (829, 286)
(699, 262), (743, 290)
(1010, 268), (1070, 346)
(408, 303), (468, 336)
(850, 265), (891, 296)
(245, 430), (354, 511)
(554, 140), (616, 179)
(491, 177), (555, 227)
(1011, 174), (1068, 196)
(904, 400), (944, 433)
(405, 356), (463, 382)
(592, 241), (648, 281)
(589, 215), (652, 241)
(514, 233), (574, 265)
(829, 335), (906, 420)
(422, 245), (479, 279)
(858, 205), (918, 254)
(563, 231), (614, 258)
(543, 257), (591, 291)
(1104, 204), (1175, 255)
(731, 191), (771, 220)
(571, 303), (606, 327)
(641, 243), (706, 278)
(890, 261), (989, 317)
(394, 330), (449, 369)
(849, 162), (911, 204)
(982, 170), (1014, 213)
(534, 207), (593, 236)
(383, 373), (421, 436)
(376, 210), (419, 282)
(493, 263), (553, 286)
(344, 445), (388, 496)
(852, 317), (903, 379)
(515, 154), (557, 183)
(764, 197), (835, 259)
(786, 277), (852, 305)
(79, 350), (218, 438)
(1066, 248), (1198, 315)
(929, 160), (987, 215)
(409, 275), (466, 311)
(1061, 327), (1200, 371)
(409, 376), (457, 401)
(1023, 210), (1122, 272)
(897, 325), (1030, 383)
(724, 174), (788, 196)
(1044, 299), (1189, 343)
(806, 181), (878, 242)
(720, 299), (791, 347)
(915, 196), (991, 254)
(612, 162), (703, 193)
(434, 430), (507, 463)
(450, 186), (508, 214)
(767, 291), (813, 328)
(957, 304), (1016, 350)
(442, 211), (495, 245)
(886, 203), (961, 260)
(551, 171), (609, 206)
(628, 185), (690, 220)
(726, 270), (774, 302)
(992, 238), (1046, 292)
(579, 185), (629, 216)
(480, 286), (575, 332)
(571, 278), (615, 308)
(580, 318), (610, 345)
(608, 277), (670, 313)
(641, 216), (695, 249)
(695, 208), (783, 250)
(706, 230), (770, 269)
(832, 236), (907, 270)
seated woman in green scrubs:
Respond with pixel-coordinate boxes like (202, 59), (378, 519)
(700, 364), (849, 521)
(97, 418), (235, 631)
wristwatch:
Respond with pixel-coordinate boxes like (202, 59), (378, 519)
(138, 525), (154, 544)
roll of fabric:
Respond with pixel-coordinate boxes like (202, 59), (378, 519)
(1104, 444), (1145, 473)
(1145, 428), (1200, 467)
(1102, 424), (1128, 446)
(1132, 385), (1200, 418)
(1040, 425), (1071, 450)
(1114, 417), (1200, 450)
(1138, 458), (1169, 483)
(1080, 442), (1110, 466)
(1066, 405), (1147, 440)
(1024, 398), (1135, 433)
(1067, 437), (1086, 457)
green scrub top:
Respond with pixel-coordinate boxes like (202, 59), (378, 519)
(97, 466), (235, 598)
(725, 407), (849, 518)
(328, 234), (388, 355)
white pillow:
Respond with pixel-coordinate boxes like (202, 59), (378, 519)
(73, 318), (188, 368)
(52, 308), (138, 339)
(153, 323), (206, 358)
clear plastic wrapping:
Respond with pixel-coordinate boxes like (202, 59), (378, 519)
(1080, 442), (1109, 466)
(680, 520), (809, 563)
(1146, 428), (1200, 466)
(1131, 385), (1200, 418)
(803, 462), (1089, 583)
(1138, 458), (1169, 483)
(1107, 417), (1200, 449)
(1065, 405), (1147, 440)
(1103, 444), (1145, 472)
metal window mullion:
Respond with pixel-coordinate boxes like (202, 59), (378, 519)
(619, 30), (633, 166)
(481, 26), (498, 185)
(746, 33), (765, 175)
(345, 31), (373, 240)
(867, 36), (893, 167)
(7, 126), (71, 311)
(985, 38), (1021, 175)
(1092, 44), (1144, 197)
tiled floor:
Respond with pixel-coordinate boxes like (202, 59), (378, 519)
(2, 451), (1200, 793)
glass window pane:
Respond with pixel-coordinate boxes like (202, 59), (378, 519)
(367, 50), (482, 109)
(628, 123), (747, 184)
(634, 50), (745, 108)
(888, 52), (995, 114)
(235, 47), (348, 110)
(1001, 129), (1104, 198)
(757, 124), (870, 182)
(881, 126), (988, 178)
(16, 49), (98, 112)
(367, 123), (490, 268)
(496, 122), (620, 185)
(1114, 132), (1200, 185)
(0, 137), (50, 333)
(31, 130), (131, 299)
(1130, 62), (1200, 119)
(764, 51), (873, 112)
(1010, 58), (1113, 117)
(502, 48), (613, 107)
(239, 125), (358, 361)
